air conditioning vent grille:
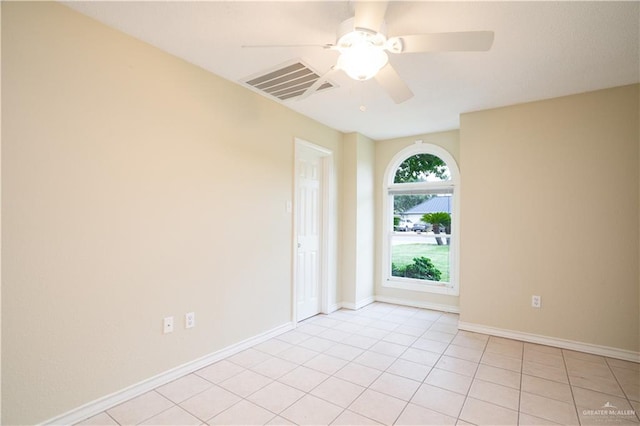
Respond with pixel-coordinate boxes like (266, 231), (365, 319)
(243, 61), (335, 101)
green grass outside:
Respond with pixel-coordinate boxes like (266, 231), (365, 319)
(392, 243), (450, 282)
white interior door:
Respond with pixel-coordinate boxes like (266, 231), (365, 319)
(295, 147), (322, 321)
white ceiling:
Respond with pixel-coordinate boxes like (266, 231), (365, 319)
(64, 1), (639, 140)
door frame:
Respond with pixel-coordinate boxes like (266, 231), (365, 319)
(293, 138), (334, 323)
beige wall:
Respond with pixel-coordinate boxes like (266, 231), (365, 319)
(341, 133), (375, 308)
(459, 85), (640, 352)
(374, 131), (461, 311)
(1, 3), (342, 424)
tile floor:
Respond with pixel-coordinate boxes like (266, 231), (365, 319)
(78, 303), (640, 425)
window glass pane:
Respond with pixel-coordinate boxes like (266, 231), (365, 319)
(391, 239), (450, 283)
(392, 194), (452, 233)
(394, 154), (450, 183)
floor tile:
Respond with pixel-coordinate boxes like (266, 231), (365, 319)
(486, 336), (523, 356)
(400, 347), (441, 366)
(179, 385), (241, 421)
(451, 333), (488, 350)
(296, 323), (331, 336)
(139, 405), (201, 425)
(254, 338), (295, 356)
(298, 336), (337, 352)
(411, 383), (466, 418)
(411, 338), (449, 354)
(304, 353), (349, 375)
(319, 328), (352, 342)
(382, 332), (417, 346)
(324, 342), (364, 361)
(522, 360), (568, 383)
(208, 399), (275, 425)
(369, 340), (407, 357)
(569, 373), (626, 397)
(355, 327), (389, 340)
(413, 310), (443, 321)
(218, 369), (273, 397)
(333, 321), (363, 334)
(75, 412), (118, 425)
(524, 343), (562, 356)
(521, 374), (573, 403)
(354, 350), (396, 371)
(429, 322), (458, 334)
(277, 345), (319, 364)
(331, 409), (382, 425)
(395, 324), (430, 337)
(395, 403), (457, 425)
(468, 378), (520, 410)
(444, 344), (484, 363)
(281, 394), (343, 425)
(311, 376), (365, 408)
(107, 391), (173, 425)
(195, 360), (245, 384)
(434, 355), (479, 377)
(368, 320), (400, 332)
(228, 348), (274, 368)
(518, 412), (562, 425)
(386, 358), (431, 382)
(459, 397), (519, 425)
(309, 316), (341, 328)
(344, 334), (379, 350)
(566, 357), (613, 378)
(156, 373), (213, 404)
(277, 330), (312, 345)
(425, 368), (473, 395)
(266, 415), (297, 425)
(520, 391), (579, 425)
(348, 389), (407, 425)
(369, 372), (420, 401)
(247, 381), (305, 414)
(482, 351), (523, 373)
(475, 364), (521, 389)
(524, 350), (565, 369)
(563, 349), (606, 365)
(608, 358), (640, 372)
(422, 330), (456, 344)
(572, 385), (636, 412)
(251, 356), (298, 379)
(278, 365), (330, 392)
(334, 362), (382, 387)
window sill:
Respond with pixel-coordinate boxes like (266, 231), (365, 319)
(383, 278), (459, 296)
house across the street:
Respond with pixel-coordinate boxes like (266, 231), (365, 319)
(402, 195), (452, 225)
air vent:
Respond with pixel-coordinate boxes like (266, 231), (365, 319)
(244, 61), (335, 101)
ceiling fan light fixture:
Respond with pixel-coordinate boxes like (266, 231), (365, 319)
(337, 43), (388, 81)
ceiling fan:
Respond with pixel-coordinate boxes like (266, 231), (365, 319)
(244, 2), (494, 104)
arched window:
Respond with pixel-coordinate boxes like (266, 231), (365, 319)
(382, 143), (460, 295)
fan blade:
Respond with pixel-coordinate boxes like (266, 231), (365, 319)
(298, 67), (337, 101)
(241, 44), (333, 49)
(396, 31), (494, 53)
(374, 63), (413, 104)
(353, 1), (388, 33)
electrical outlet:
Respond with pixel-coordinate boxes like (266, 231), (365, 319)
(532, 295), (541, 308)
(163, 316), (174, 334)
(185, 312), (195, 329)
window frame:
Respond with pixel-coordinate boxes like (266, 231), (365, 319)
(382, 143), (460, 296)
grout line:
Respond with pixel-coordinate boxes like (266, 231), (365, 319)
(561, 348), (583, 425)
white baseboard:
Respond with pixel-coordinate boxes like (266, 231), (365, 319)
(43, 321), (296, 426)
(341, 296), (376, 311)
(374, 295), (460, 314)
(326, 302), (342, 314)
(458, 321), (640, 363)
